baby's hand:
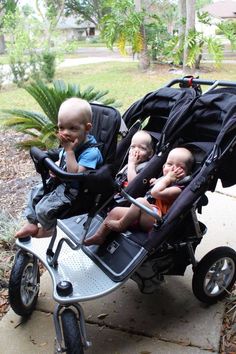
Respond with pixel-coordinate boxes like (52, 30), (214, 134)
(149, 178), (157, 186)
(128, 149), (141, 165)
(167, 166), (185, 182)
(57, 133), (79, 151)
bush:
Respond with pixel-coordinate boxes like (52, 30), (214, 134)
(0, 79), (122, 149)
(10, 60), (28, 86)
(40, 51), (56, 83)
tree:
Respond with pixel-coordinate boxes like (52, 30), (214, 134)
(150, 0), (177, 34)
(168, 4), (223, 72)
(217, 20), (236, 51)
(135, 0), (150, 71)
(35, 0), (65, 45)
(0, 0), (19, 54)
(64, 0), (108, 26)
(2, 9), (44, 85)
(101, 0), (151, 71)
(0, 80), (121, 149)
(196, 0), (213, 11)
(183, 0), (196, 74)
(101, 1), (143, 54)
(178, 0), (186, 64)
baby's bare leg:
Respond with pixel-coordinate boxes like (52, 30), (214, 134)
(107, 198), (150, 232)
(139, 209), (157, 231)
(84, 207), (129, 246)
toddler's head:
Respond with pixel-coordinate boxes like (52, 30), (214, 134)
(58, 98), (92, 144)
(129, 131), (153, 163)
(163, 147), (194, 177)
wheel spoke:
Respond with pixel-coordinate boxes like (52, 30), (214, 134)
(204, 257), (235, 296)
(211, 283), (220, 295)
(221, 264), (233, 277)
(213, 260), (224, 273)
(205, 278), (217, 294)
(20, 262), (39, 307)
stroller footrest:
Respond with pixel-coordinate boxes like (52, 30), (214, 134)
(83, 231), (148, 282)
(57, 214), (148, 282)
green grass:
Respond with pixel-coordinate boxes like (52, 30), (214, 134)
(55, 62), (178, 111)
(1, 61), (236, 115)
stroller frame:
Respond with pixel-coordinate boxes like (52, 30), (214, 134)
(9, 78), (236, 354)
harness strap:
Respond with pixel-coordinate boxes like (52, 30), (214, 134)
(59, 142), (102, 170)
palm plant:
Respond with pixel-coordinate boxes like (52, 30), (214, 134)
(165, 28), (223, 69)
(0, 79), (121, 149)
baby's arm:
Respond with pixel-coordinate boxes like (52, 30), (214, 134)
(58, 133), (87, 173)
(151, 167), (184, 202)
(127, 150), (142, 183)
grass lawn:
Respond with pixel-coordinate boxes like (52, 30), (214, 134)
(1, 61), (236, 114)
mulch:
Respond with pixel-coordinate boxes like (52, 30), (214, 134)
(0, 129), (38, 319)
(0, 129), (235, 353)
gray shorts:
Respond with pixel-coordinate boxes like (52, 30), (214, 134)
(24, 183), (78, 229)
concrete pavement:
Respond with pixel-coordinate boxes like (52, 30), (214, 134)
(0, 183), (236, 353)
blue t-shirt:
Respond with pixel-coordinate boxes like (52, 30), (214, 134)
(59, 134), (103, 170)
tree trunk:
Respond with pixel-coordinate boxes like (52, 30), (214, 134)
(183, 0), (196, 75)
(135, 0), (150, 71)
(178, 0), (186, 65)
(0, 34), (5, 54)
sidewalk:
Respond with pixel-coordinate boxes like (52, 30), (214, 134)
(0, 184), (236, 354)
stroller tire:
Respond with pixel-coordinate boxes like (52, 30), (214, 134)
(8, 250), (40, 316)
(192, 246), (236, 304)
(61, 309), (84, 354)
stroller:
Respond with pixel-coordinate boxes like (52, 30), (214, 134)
(8, 78), (236, 354)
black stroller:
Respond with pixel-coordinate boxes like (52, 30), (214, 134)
(8, 78), (236, 354)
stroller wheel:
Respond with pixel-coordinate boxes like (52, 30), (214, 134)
(61, 309), (84, 354)
(8, 250), (40, 316)
(192, 246), (236, 304)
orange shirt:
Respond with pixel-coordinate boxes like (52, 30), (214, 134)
(154, 198), (173, 217)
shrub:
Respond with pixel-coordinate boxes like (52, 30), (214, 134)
(40, 51), (56, 83)
(0, 79), (122, 149)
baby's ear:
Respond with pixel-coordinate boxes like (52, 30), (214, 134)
(85, 122), (92, 132)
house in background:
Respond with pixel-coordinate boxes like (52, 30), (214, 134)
(204, 0), (236, 20)
(57, 17), (96, 41)
(196, 0), (236, 36)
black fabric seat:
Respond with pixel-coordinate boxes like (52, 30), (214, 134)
(90, 103), (121, 164)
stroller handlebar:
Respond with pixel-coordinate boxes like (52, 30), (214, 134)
(44, 157), (88, 181)
(30, 146), (88, 182)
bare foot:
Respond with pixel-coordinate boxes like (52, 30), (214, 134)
(34, 227), (55, 238)
(84, 233), (107, 246)
(15, 223), (39, 239)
